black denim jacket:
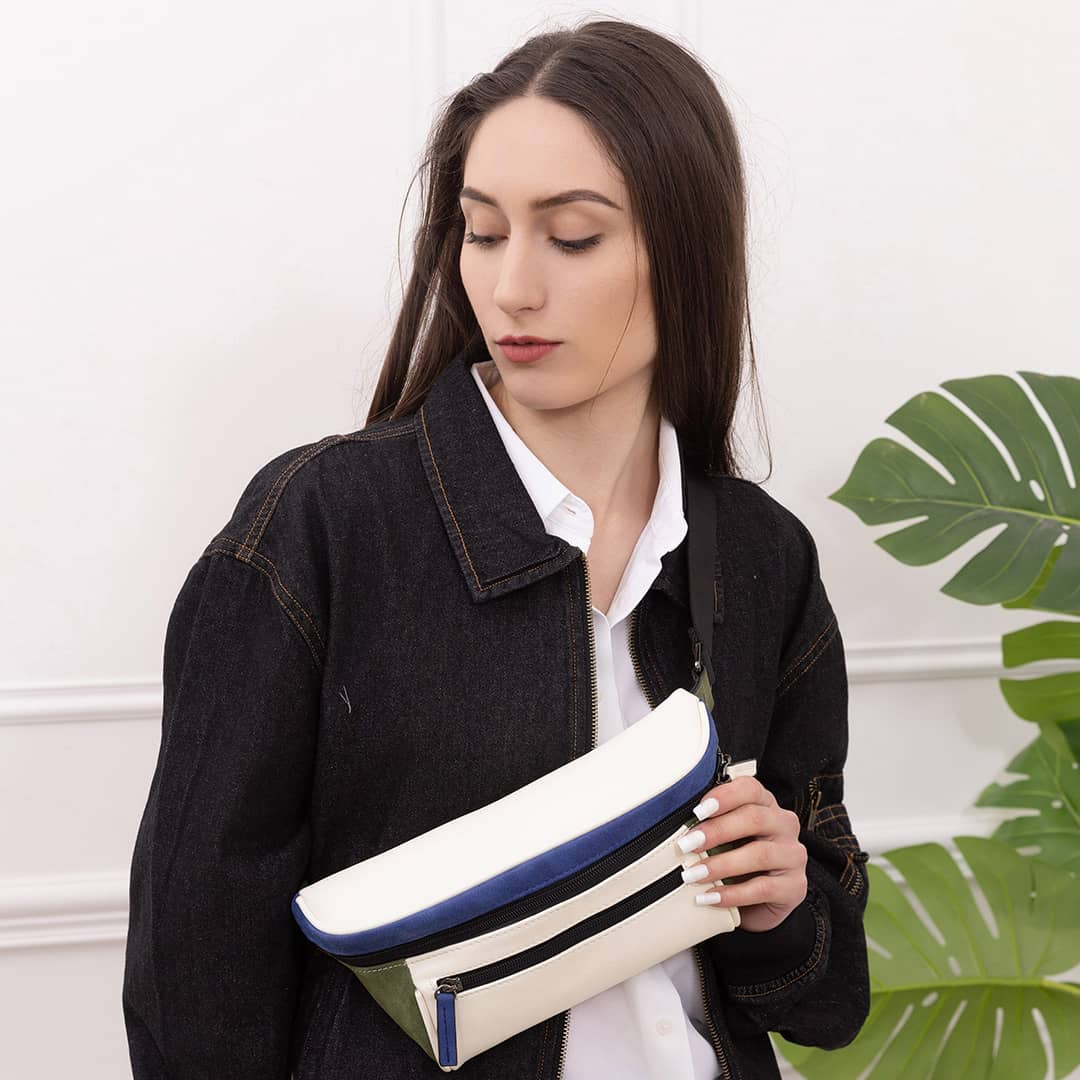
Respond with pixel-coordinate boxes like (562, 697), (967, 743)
(122, 339), (870, 1079)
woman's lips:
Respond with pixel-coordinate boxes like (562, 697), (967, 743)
(498, 342), (560, 363)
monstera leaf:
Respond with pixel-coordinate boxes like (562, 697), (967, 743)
(773, 837), (1080, 1079)
(975, 717), (1080, 877)
(1004, 545), (1069, 610)
(828, 372), (1080, 614)
(996, 620), (1080, 736)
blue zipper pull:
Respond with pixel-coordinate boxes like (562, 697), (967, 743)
(435, 977), (462, 1067)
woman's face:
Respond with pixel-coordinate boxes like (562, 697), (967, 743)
(459, 95), (657, 414)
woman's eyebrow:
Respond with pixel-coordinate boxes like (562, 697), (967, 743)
(459, 186), (623, 212)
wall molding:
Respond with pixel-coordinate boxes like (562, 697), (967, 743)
(0, 810), (1019, 951)
(0, 638), (1069, 728)
(0, 678), (162, 726)
(0, 872), (131, 950)
(2, 638), (1074, 726)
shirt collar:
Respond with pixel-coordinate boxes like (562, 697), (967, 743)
(469, 360), (687, 558)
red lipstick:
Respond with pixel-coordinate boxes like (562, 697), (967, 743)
(496, 335), (561, 364)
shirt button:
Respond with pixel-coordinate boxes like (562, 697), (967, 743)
(655, 1018), (673, 1036)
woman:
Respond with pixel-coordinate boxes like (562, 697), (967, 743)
(122, 17), (869, 1080)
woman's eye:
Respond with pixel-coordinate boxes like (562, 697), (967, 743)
(463, 231), (601, 256)
(463, 231), (498, 249)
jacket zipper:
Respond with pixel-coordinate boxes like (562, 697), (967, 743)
(582, 553), (600, 756)
(628, 602), (735, 1080)
(692, 946), (733, 1080)
(554, 552), (594, 1080)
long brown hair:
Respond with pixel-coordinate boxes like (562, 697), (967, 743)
(366, 16), (771, 481)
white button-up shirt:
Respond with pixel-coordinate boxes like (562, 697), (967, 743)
(470, 360), (722, 1080)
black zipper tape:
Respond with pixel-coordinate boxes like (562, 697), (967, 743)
(439, 865), (686, 993)
(329, 748), (730, 968)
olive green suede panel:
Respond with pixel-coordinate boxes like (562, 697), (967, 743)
(691, 668), (715, 713)
(688, 665), (721, 848)
(342, 957), (436, 1062)
(705, 838), (743, 858)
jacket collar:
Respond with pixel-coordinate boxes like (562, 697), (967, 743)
(415, 335), (691, 610)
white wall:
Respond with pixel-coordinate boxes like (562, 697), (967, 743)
(2, 2), (1077, 1076)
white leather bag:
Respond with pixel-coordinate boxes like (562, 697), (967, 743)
(291, 685), (755, 1071)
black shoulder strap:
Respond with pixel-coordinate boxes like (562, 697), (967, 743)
(681, 439), (717, 708)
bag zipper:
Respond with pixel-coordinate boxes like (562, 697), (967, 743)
(433, 866), (689, 1067)
(327, 725), (732, 969)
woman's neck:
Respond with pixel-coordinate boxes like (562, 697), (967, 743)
(484, 361), (661, 533)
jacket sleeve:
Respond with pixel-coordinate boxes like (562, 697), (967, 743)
(703, 520), (871, 1051)
(122, 544), (322, 1078)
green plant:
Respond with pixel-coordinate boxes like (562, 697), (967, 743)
(772, 373), (1080, 1078)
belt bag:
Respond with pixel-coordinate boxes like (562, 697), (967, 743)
(291, 452), (751, 1071)
(291, 687), (755, 1070)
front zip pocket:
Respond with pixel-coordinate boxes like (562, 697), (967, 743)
(427, 750), (755, 1069)
(433, 865), (687, 1067)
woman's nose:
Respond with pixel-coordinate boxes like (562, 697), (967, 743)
(492, 240), (545, 312)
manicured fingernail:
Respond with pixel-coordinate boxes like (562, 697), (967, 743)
(695, 891), (723, 906)
(677, 829), (706, 854)
(681, 864), (710, 884)
(692, 797), (719, 821)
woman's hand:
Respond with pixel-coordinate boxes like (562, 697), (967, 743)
(677, 775), (808, 933)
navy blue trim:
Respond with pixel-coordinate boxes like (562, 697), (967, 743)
(293, 706), (717, 957)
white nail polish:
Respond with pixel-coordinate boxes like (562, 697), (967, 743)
(681, 864), (709, 884)
(692, 797), (719, 821)
(677, 829), (706, 854)
(695, 891), (723, 906)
